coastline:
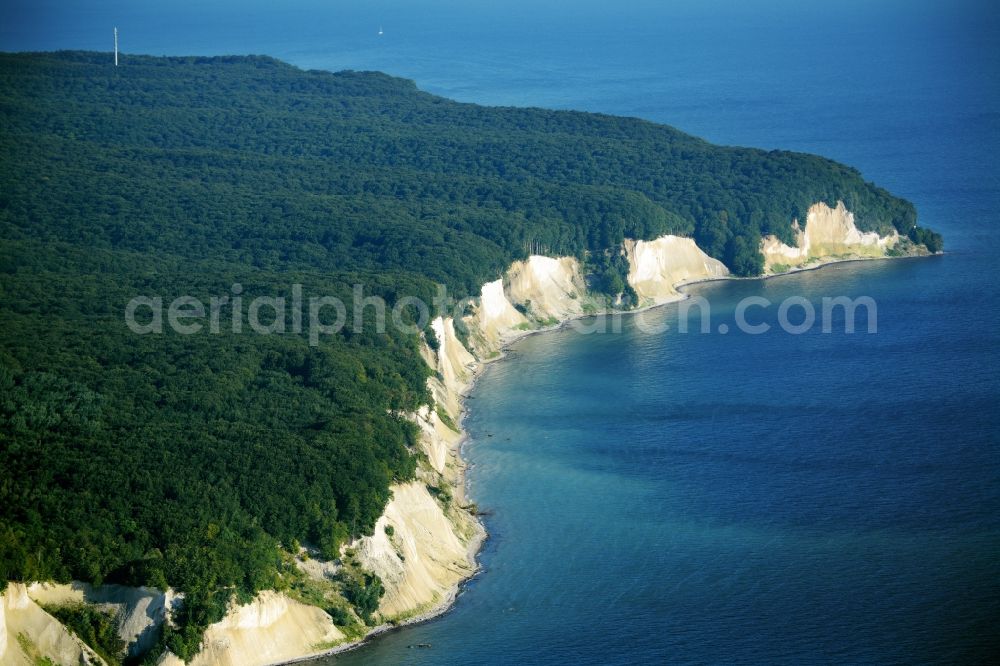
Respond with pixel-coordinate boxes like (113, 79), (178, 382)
(284, 204), (936, 664)
(287, 248), (933, 665)
(2, 218), (934, 666)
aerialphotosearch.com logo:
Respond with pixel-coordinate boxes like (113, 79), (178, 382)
(124, 283), (877, 345)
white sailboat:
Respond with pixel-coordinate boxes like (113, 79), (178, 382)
(378, 25), (383, 36)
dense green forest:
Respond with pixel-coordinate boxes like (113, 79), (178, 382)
(0, 51), (939, 659)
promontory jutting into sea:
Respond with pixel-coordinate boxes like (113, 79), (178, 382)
(0, 1), (997, 665)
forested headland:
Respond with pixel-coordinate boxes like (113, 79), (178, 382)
(0, 51), (940, 660)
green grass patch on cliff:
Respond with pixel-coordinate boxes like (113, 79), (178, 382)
(15, 633), (59, 666)
(436, 404), (459, 432)
(42, 604), (126, 666)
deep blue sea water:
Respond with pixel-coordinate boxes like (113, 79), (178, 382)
(4, 1), (998, 663)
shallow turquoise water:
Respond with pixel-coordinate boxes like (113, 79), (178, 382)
(5, 1), (998, 662)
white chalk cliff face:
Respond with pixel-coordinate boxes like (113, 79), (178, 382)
(157, 591), (345, 666)
(467, 278), (528, 353)
(414, 404), (458, 475)
(624, 235), (729, 305)
(428, 315), (476, 419)
(354, 482), (478, 620)
(505, 256), (588, 322)
(761, 201), (898, 271)
(1, 583), (102, 665)
(26, 581), (175, 659)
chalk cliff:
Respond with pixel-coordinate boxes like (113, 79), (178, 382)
(0, 583), (103, 665)
(26, 581), (174, 659)
(506, 256), (590, 322)
(156, 591), (345, 666)
(624, 235), (730, 305)
(465, 278), (528, 354)
(760, 201), (898, 271)
(354, 482), (479, 621)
